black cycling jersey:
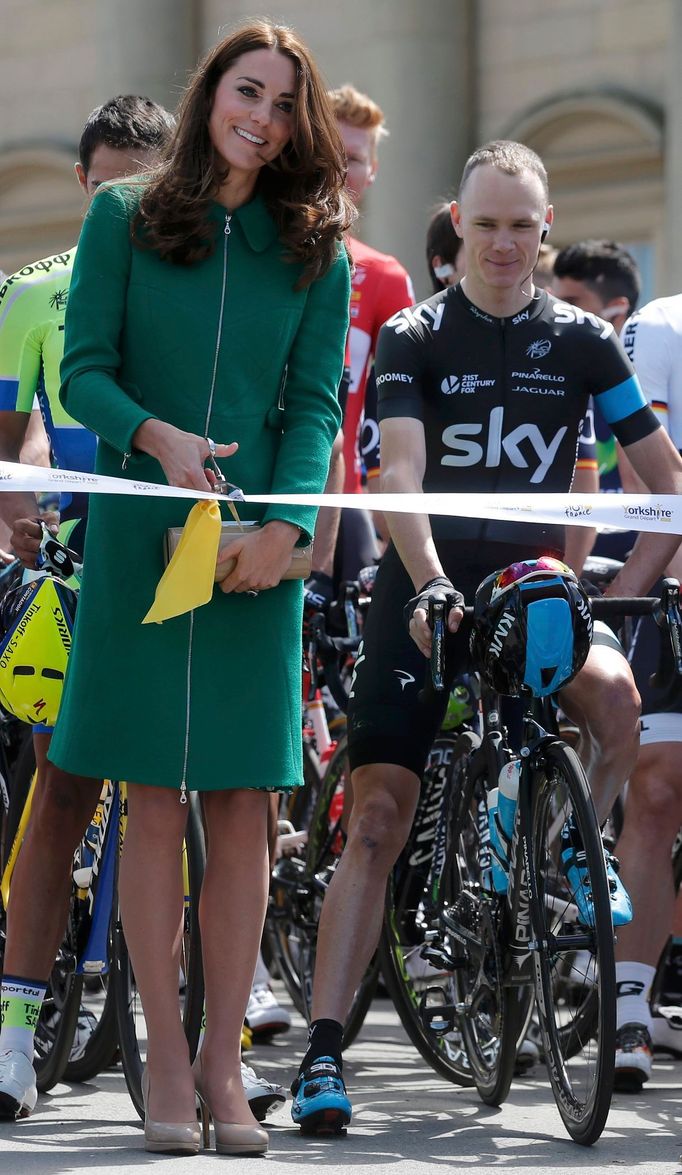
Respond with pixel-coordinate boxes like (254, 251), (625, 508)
(376, 284), (659, 550)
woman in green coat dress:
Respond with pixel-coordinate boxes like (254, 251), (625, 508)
(51, 20), (353, 1154)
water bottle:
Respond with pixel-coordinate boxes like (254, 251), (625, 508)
(442, 682), (474, 732)
(487, 759), (521, 893)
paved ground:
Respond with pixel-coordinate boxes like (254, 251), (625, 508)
(1, 992), (681, 1174)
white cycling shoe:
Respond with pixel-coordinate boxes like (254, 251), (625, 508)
(245, 984), (291, 1038)
(0, 1049), (38, 1119)
(241, 1061), (286, 1120)
(652, 1006), (682, 1057)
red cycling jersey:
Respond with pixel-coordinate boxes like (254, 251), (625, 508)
(342, 236), (414, 493)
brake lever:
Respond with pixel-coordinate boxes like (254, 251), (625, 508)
(344, 583), (360, 640)
(428, 594), (447, 692)
(306, 613), (324, 702)
(655, 578), (682, 676)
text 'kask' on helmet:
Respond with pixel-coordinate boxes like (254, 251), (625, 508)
(470, 556), (593, 697)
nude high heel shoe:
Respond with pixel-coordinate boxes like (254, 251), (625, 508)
(193, 1056), (269, 1156)
(141, 1068), (201, 1154)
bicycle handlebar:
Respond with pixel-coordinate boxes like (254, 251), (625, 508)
(591, 579), (682, 677)
(306, 612), (362, 714)
(423, 579), (682, 695)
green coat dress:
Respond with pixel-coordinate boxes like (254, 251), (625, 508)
(49, 183), (349, 793)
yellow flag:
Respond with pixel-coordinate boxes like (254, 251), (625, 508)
(143, 500), (222, 624)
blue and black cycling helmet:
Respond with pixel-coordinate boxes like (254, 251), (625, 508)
(470, 556), (593, 697)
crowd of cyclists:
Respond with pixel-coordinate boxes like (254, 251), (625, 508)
(0, 27), (682, 1158)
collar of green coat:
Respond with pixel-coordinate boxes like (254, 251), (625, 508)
(210, 193), (279, 253)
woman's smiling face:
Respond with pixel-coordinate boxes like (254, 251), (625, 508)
(208, 48), (297, 179)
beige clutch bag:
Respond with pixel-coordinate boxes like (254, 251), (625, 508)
(164, 520), (312, 582)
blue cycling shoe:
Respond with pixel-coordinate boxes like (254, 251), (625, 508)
(561, 844), (633, 927)
(291, 1056), (351, 1135)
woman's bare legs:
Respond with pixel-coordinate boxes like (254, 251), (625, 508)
(118, 783), (194, 1122)
(198, 788), (270, 1126)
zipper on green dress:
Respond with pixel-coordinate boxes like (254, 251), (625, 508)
(179, 610), (195, 803)
(203, 214), (231, 432)
(179, 212), (231, 800)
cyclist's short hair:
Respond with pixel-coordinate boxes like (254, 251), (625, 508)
(327, 84), (388, 155)
(78, 95), (175, 174)
(425, 201), (462, 293)
(553, 239), (641, 315)
(458, 139), (549, 202)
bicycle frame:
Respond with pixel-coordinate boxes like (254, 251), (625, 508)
(2, 775), (191, 980)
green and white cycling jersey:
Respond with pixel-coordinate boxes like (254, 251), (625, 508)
(0, 248), (97, 511)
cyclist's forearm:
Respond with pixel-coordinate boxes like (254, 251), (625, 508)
(612, 430), (682, 594)
(609, 533), (682, 598)
(312, 432), (344, 576)
(564, 464), (597, 575)
(380, 466), (442, 591)
(0, 491), (40, 534)
(0, 412), (40, 530)
(366, 472), (389, 543)
(20, 410), (51, 468)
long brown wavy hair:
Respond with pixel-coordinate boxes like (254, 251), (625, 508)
(134, 20), (355, 285)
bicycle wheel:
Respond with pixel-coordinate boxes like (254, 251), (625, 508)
(1, 738), (83, 1092)
(444, 733), (529, 1104)
(265, 741), (320, 1016)
(544, 790), (626, 1063)
(378, 734), (474, 1086)
(62, 972), (118, 1083)
(2, 734), (38, 888)
(529, 739), (616, 1145)
(62, 784), (121, 1084)
(112, 791), (206, 1120)
(0, 721), (32, 868)
(649, 829), (682, 1009)
(298, 735), (377, 1048)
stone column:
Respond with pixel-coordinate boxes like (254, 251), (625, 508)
(354, 0), (476, 297)
(664, 1), (682, 294)
(94, 0), (196, 111)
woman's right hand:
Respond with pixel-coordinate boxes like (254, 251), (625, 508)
(131, 419), (238, 492)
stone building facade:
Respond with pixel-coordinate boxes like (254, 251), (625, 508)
(1, 0), (679, 301)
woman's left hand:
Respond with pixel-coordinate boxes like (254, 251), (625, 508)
(217, 520), (301, 594)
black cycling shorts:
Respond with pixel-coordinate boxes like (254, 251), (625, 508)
(348, 541), (544, 776)
(627, 579), (682, 717)
(347, 540), (624, 779)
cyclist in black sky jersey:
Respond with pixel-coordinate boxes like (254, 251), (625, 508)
(291, 139), (682, 1135)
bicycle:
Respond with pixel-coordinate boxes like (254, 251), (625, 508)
(267, 593), (379, 1048)
(265, 582), (363, 1016)
(0, 743), (118, 1091)
(412, 576), (682, 1145)
(378, 709), (478, 1087)
(111, 785), (206, 1120)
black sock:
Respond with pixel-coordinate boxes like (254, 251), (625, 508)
(299, 1018), (343, 1074)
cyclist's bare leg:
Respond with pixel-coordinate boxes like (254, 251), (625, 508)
(118, 782), (193, 1123)
(266, 791), (279, 869)
(4, 732), (100, 978)
(310, 763), (420, 1024)
(615, 742), (682, 966)
(559, 642), (640, 824)
(198, 788), (269, 1127)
